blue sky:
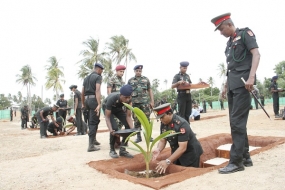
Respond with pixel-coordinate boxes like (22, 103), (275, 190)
(1, 0), (284, 103)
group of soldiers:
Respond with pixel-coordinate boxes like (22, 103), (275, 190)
(17, 12), (285, 175)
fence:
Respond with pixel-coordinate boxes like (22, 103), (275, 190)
(199, 97), (285, 110)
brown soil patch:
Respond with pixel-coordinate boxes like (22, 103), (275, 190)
(47, 129), (109, 138)
(27, 128), (40, 131)
(47, 132), (77, 138)
(199, 114), (226, 121)
(97, 129), (109, 133)
(88, 133), (285, 190)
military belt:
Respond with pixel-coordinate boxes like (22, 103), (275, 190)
(178, 90), (190, 94)
(85, 95), (96, 99)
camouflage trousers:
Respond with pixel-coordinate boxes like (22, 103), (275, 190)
(132, 103), (151, 129)
(114, 117), (123, 129)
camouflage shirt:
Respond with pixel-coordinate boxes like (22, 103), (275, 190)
(128, 76), (151, 104)
(107, 75), (125, 93)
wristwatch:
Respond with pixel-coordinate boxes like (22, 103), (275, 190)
(166, 159), (171, 165)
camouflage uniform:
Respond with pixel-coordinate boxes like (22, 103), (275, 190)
(128, 76), (151, 129)
(107, 75), (125, 129)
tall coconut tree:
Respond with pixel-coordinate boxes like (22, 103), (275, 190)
(164, 79), (168, 90)
(207, 77), (215, 96)
(77, 37), (107, 80)
(107, 35), (137, 81)
(217, 62), (227, 79)
(102, 57), (114, 83)
(45, 56), (65, 100)
(17, 91), (22, 103)
(16, 65), (37, 110)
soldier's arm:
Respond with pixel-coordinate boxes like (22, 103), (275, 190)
(171, 75), (182, 89)
(74, 97), (78, 111)
(81, 86), (85, 108)
(147, 88), (154, 108)
(107, 79), (113, 95)
(166, 141), (188, 164)
(156, 138), (167, 152)
(105, 109), (114, 134)
(107, 87), (112, 95)
(40, 110), (45, 120)
(246, 48), (260, 90)
(126, 109), (134, 129)
(95, 83), (101, 107)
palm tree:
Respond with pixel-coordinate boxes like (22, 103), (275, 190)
(199, 78), (203, 83)
(77, 37), (107, 80)
(107, 35), (137, 81)
(164, 79), (168, 90)
(13, 95), (18, 103)
(207, 77), (215, 96)
(16, 65), (37, 110)
(217, 62), (227, 78)
(45, 56), (65, 100)
(102, 58), (114, 83)
(17, 91), (22, 103)
(8, 93), (12, 101)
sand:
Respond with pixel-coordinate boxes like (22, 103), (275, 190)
(0, 105), (284, 190)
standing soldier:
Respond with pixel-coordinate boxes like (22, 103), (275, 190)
(56, 94), (68, 123)
(171, 62), (192, 123)
(36, 104), (59, 138)
(128, 65), (154, 143)
(211, 12), (260, 174)
(260, 94), (265, 106)
(10, 107), (13, 121)
(21, 105), (29, 129)
(69, 85), (85, 136)
(81, 63), (104, 152)
(270, 76), (284, 117)
(107, 64), (126, 147)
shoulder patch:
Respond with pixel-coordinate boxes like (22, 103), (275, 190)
(247, 30), (254, 37)
(180, 128), (185, 134)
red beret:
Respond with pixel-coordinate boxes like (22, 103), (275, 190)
(116, 65), (126, 71)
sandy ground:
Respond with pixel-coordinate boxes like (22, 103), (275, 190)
(0, 105), (285, 190)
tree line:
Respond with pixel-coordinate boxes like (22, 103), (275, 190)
(1, 35), (284, 110)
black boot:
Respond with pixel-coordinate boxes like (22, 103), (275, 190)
(119, 141), (133, 158)
(93, 139), (101, 145)
(243, 157), (253, 167)
(109, 135), (118, 158)
(134, 132), (142, 143)
(87, 136), (100, 152)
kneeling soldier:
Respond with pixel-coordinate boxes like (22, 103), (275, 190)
(103, 84), (134, 158)
(152, 103), (203, 174)
(47, 117), (63, 136)
(65, 116), (88, 137)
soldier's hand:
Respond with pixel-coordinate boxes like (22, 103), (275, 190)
(156, 161), (168, 174)
(152, 148), (160, 161)
(110, 130), (116, 136)
(245, 77), (255, 92)
(95, 105), (101, 116)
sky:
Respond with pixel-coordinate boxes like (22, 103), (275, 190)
(1, 0), (284, 104)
